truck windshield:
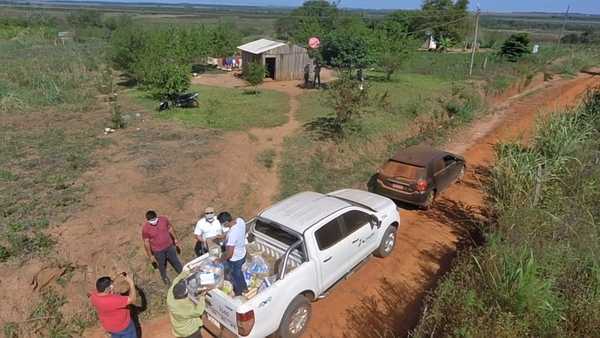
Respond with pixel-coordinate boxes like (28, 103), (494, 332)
(254, 219), (299, 246)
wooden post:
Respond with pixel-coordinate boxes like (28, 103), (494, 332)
(469, 6), (481, 77)
(557, 5), (571, 47)
(532, 164), (543, 207)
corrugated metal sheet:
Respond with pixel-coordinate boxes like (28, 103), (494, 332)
(238, 38), (286, 55)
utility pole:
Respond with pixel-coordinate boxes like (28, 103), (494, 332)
(557, 5), (571, 47)
(468, 4), (481, 77)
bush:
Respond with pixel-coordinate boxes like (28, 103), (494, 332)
(244, 62), (265, 94)
(500, 33), (531, 62)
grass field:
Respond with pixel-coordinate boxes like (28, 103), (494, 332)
(127, 84), (289, 131)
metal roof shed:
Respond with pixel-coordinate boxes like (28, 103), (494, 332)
(238, 38), (312, 81)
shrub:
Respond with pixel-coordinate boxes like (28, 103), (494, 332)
(500, 33), (531, 62)
(244, 62), (265, 94)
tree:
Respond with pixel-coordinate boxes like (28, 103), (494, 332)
(275, 0), (338, 43)
(410, 0), (471, 46)
(245, 62), (265, 94)
(321, 17), (374, 72)
(326, 74), (369, 135)
(208, 23), (242, 58)
(500, 33), (531, 62)
(66, 10), (103, 28)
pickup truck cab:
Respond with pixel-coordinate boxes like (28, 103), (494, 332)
(183, 189), (400, 338)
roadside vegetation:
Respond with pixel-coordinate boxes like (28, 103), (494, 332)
(414, 87), (600, 337)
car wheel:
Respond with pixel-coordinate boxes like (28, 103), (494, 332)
(276, 295), (311, 338)
(374, 225), (397, 258)
(421, 191), (435, 210)
(457, 165), (466, 183)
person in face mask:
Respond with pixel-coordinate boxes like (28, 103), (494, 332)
(142, 210), (183, 285)
(193, 207), (224, 257)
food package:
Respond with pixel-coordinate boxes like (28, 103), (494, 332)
(206, 239), (222, 257)
(247, 255), (269, 274)
(219, 280), (234, 296)
(186, 257), (224, 295)
(258, 275), (276, 292)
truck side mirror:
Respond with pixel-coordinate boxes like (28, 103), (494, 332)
(370, 215), (380, 229)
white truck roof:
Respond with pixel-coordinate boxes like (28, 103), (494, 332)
(258, 191), (350, 234)
(258, 189), (391, 234)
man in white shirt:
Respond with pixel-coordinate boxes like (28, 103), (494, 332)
(193, 207), (223, 257)
(217, 212), (248, 296)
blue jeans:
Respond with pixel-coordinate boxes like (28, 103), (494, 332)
(111, 319), (137, 338)
(227, 256), (248, 296)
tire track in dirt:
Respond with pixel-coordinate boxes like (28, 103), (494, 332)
(79, 73), (598, 338)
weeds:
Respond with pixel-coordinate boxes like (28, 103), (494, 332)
(257, 149), (277, 169)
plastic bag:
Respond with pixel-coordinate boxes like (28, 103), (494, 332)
(258, 275), (276, 292)
(186, 257), (224, 296)
(247, 255), (269, 274)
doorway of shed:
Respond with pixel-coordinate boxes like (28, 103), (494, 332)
(265, 57), (276, 80)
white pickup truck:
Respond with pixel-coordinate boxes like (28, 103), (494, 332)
(183, 189), (400, 338)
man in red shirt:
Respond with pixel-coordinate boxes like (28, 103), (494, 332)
(142, 210), (183, 285)
(90, 274), (137, 338)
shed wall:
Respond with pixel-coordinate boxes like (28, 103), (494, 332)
(241, 43), (312, 81)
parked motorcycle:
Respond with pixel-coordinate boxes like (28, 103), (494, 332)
(159, 92), (199, 111)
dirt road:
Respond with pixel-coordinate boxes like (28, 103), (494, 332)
(83, 73), (600, 338)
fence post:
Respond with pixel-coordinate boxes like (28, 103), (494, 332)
(532, 164), (543, 207)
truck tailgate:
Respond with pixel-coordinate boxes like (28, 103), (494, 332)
(205, 289), (238, 334)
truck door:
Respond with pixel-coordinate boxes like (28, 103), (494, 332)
(340, 209), (379, 260)
(313, 215), (355, 290)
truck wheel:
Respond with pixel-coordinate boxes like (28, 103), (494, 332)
(276, 295), (311, 338)
(457, 165), (465, 183)
(374, 225), (396, 258)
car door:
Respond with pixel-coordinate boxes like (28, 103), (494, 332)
(313, 215), (356, 290)
(442, 155), (461, 186)
(432, 158), (450, 191)
(340, 209), (379, 260)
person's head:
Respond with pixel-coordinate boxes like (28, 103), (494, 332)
(96, 276), (113, 293)
(204, 207), (215, 222)
(146, 210), (158, 225)
(172, 279), (188, 300)
(217, 211), (232, 226)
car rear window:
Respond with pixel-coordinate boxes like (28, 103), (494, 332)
(381, 161), (425, 179)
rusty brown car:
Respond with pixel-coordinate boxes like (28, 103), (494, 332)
(372, 146), (466, 209)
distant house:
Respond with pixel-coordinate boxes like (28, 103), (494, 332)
(423, 35), (437, 50)
(238, 38), (312, 81)
(56, 31), (74, 45)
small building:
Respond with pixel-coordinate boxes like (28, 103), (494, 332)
(238, 38), (312, 81)
(423, 35), (437, 50)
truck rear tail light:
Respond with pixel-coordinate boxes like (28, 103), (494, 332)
(236, 310), (255, 336)
(416, 179), (428, 192)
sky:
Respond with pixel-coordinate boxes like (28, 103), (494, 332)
(72, 0), (600, 14)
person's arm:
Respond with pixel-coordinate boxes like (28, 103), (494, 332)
(143, 239), (156, 263)
(219, 246), (234, 263)
(168, 221), (179, 245)
(194, 223), (204, 242)
(125, 275), (137, 305)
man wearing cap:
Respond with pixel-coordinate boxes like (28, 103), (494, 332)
(142, 210), (183, 285)
(167, 270), (205, 338)
(90, 274), (137, 338)
(193, 207), (224, 257)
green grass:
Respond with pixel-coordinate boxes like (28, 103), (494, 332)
(280, 72), (481, 198)
(127, 84), (289, 131)
(0, 31), (105, 262)
(413, 88), (600, 337)
(257, 148), (277, 169)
